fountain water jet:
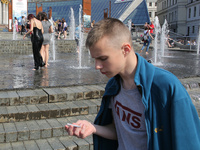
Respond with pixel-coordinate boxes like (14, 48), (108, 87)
(50, 17), (56, 61)
(77, 5), (90, 69)
(71, 4), (90, 69)
(78, 5), (83, 68)
(128, 19), (132, 31)
(70, 7), (75, 40)
(153, 16), (161, 64)
(13, 23), (17, 40)
(197, 26), (200, 55)
(160, 19), (169, 57)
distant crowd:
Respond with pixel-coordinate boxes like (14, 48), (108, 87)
(13, 16), (96, 40)
(130, 20), (198, 48)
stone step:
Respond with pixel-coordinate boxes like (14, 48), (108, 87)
(0, 135), (93, 150)
(0, 78), (199, 107)
(0, 114), (96, 144)
(0, 39), (77, 54)
(0, 99), (101, 123)
(0, 84), (105, 106)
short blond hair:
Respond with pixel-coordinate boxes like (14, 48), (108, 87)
(86, 18), (132, 48)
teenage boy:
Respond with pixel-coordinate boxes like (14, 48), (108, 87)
(65, 18), (200, 150)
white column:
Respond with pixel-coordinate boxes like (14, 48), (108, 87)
(5, 3), (8, 24)
(0, 2), (2, 24)
(3, 3), (6, 24)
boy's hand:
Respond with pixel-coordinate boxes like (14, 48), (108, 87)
(65, 120), (96, 139)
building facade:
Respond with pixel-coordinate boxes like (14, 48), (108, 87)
(0, 1), (9, 25)
(146, 0), (157, 22)
(157, 0), (188, 35)
(0, 0), (150, 30)
(186, 0), (200, 40)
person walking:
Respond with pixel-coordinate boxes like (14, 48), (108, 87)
(26, 20), (30, 32)
(91, 20), (95, 28)
(62, 19), (68, 39)
(14, 17), (18, 32)
(21, 16), (25, 35)
(57, 19), (62, 39)
(148, 20), (154, 37)
(144, 22), (149, 29)
(65, 18), (200, 150)
(23, 14), (45, 70)
(38, 12), (53, 68)
(140, 26), (154, 54)
(75, 24), (82, 53)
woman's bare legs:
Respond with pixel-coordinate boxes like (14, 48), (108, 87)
(16, 25), (18, 32)
(64, 31), (67, 39)
(40, 45), (45, 63)
(44, 44), (49, 67)
(57, 31), (61, 39)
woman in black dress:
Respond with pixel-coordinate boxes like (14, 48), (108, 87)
(23, 14), (45, 70)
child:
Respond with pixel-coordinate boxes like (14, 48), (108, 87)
(65, 18), (200, 150)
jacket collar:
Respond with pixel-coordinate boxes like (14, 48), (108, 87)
(134, 53), (155, 100)
(103, 74), (121, 96)
(103, 53), (155, 100)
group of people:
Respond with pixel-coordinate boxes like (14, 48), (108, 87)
(140, 21), (155, 54)
(167, 35), (175, 48)
(55, 18), (68, 40)
(187, 39), (197, 45)
(23, 12), (53, 70)
(65, 18), (200, 150)
(14, 16), (31, 35)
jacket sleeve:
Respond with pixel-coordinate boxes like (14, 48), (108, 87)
(170, 84), (200, 150)
(93, 96), (118, 150)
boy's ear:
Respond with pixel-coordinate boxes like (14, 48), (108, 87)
(122, 43), (131, 55)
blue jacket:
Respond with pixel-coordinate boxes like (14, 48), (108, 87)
(93, 53), (200, 150)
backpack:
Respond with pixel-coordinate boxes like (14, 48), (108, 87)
(143, 30), (148, 40)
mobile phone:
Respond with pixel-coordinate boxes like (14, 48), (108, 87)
(67, 123), (81, 128)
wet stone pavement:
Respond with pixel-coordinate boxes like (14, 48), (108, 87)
(0, 47), (199, 90)
(140, 49), (200, 78)
(0, 52), (108, 90)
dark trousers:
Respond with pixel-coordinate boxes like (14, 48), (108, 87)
(21, 25), (25, 35)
